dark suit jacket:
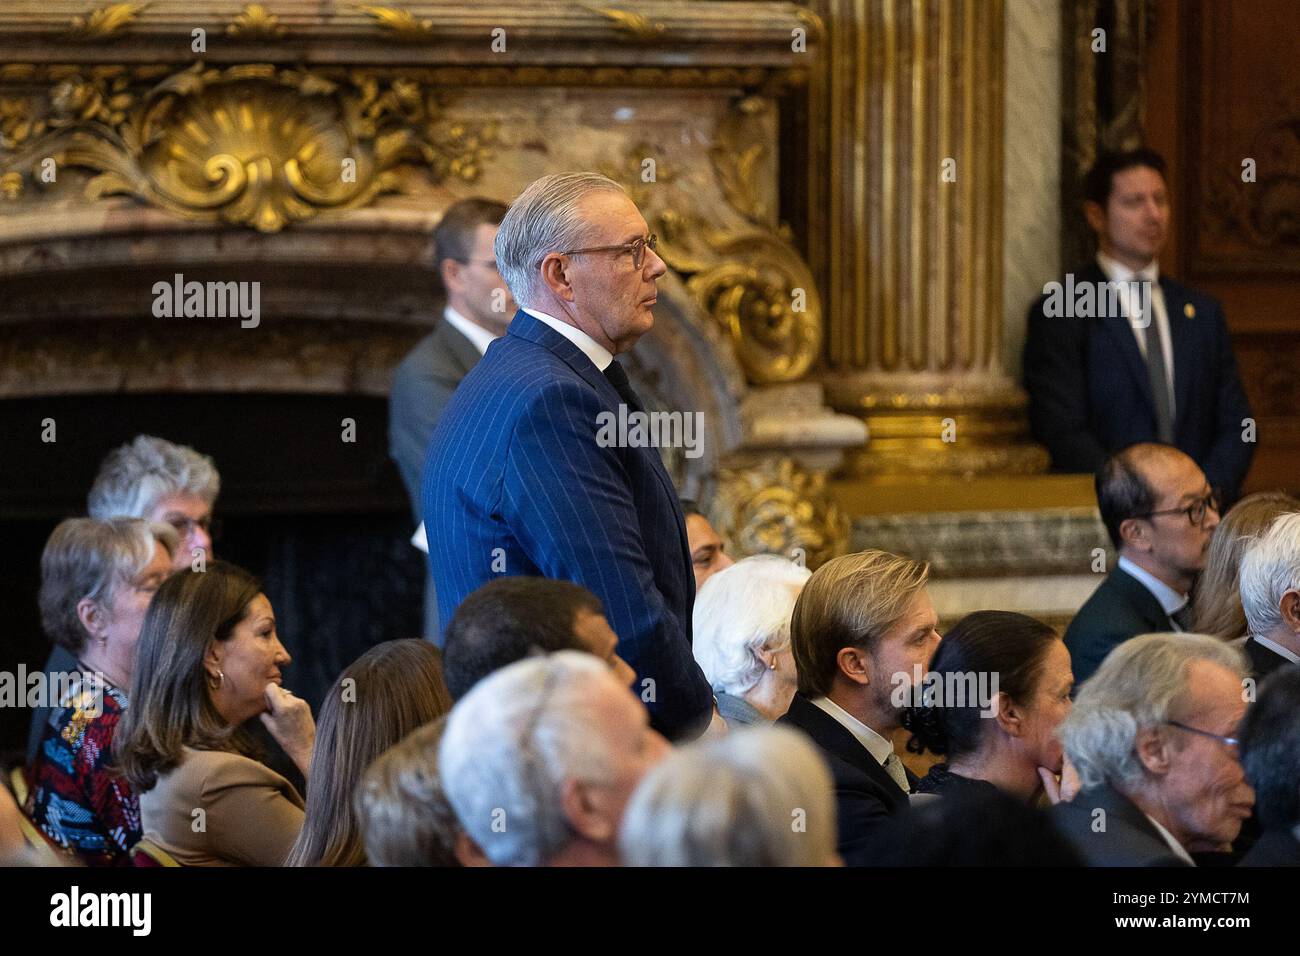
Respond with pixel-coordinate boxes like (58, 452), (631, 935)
(777, 693), (914, 866)
(26, 644), (79, 765)
(1023, 262), (1254, 499)
(388, 317), (485, 642)
(421, 310), (712, 740)
(1239, 826), (1300, 866)
(1244, 637), (1292, 685)
(1065, 565), (1175, 686)
(1052, 783), (1191, 866)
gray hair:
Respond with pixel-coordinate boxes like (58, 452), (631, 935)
(1239, 511), (1300, 638)
(356, 716), (460, 867)
(38, 517), (179, 654)
(437, 650), (624, 867)
(618, 726), (837, 866)
(87, 434), (220, 520)
(493, 172), (626, 307)
(693, 556), (811, 697)
(1059, 632), (1247, 791)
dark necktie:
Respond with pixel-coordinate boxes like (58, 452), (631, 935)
(603, 361), (644, 414)
(1138, 280), (1176, 443)
(1171, 604), (1195, 631)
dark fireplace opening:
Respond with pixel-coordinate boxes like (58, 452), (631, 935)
(0, 392), (426, 758)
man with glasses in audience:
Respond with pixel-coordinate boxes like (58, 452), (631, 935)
(389, 198), (513, 643)
(423, 172), (718, 741)
(1066, 442), (1221, 685)
(1054, 633), (1253, 866)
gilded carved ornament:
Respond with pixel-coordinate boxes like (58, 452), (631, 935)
(711, 457), (849, 571)
(66, 2), (148, 42)
(0, 63), (496, 232)
(227, 4), (287, 40)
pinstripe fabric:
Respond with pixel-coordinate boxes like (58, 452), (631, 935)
(421, 310), (713, 740)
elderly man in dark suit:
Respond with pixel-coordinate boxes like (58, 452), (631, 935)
(777, 549), (942, 865)
(388, 198), (512, 643)
(1023, 149), (1253, 502)
(1066, 443), (1220, 685)
(1053, 633), (1253, 866)
(422, 172), (717, 741)
(1238, 512), (1300, 683)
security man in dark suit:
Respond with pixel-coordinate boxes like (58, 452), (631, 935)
(1066, 443), (1220, 685)
(1024, 149), (1254, 502)
(388, 198), (512, 643)
(777, 549), (941, 865)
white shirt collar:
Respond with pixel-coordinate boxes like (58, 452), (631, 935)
(1097, 250), (1159, 284)
(809, 695), (896, 768)
(1118, 555), (1189, 618)
(1251, 633), (1300, 665)
(441, 306), (498, 357)
(521, 307), (613, 371)
(1141, 811), (1196, 865)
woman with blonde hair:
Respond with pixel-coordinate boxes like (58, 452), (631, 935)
(1191, 491), (1300, 640)
(286, 640), (452, 866)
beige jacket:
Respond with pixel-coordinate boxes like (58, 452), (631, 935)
(139, 746), (305, 866)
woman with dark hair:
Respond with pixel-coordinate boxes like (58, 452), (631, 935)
(902, 610), (1073, 803)
(286, 640), (452, 866)
(117, 561), (316, 866)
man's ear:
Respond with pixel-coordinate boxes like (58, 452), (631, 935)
(1083, 199), (1107, 236)
(453, 831), (493, 867)
(1119, 517), (1149, 552)
(439, 257), (461, 293)
(1134, 725), (1172, 776)
(836, 646), (871, 687)
(560, 777), (616, 843)
(1280, 590), (1300, 633)
(539, 254), (576, 302)
(76, 597), (106, 642)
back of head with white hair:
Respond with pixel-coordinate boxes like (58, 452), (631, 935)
(1058, 632), (1246, 792)
(437, 650), (623, 867)
(1239, 511), (1300, 638)
(87, 434), (220, 520)
(618, 725), (837, 867)
(493, 172), (626, 308)
(692, 555), (811, 697)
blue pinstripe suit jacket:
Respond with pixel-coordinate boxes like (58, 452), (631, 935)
(421, 309), (713, 740)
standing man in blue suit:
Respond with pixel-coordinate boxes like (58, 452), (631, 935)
(1024, 149), (1254, 502)
(422, 172), (717, 741)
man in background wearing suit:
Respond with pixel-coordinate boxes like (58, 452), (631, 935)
(1054, 633), (1253, 866)
(1024, 148), (1253, 502)
(778, 549), (941, 866)
(1066, 443), (1220, 685)
(422, 172), (716, 741)
(1239, 512), (1300, 683)
(388, 198), (512, 643)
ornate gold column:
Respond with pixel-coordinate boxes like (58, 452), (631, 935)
(807, 0), (1047, 477)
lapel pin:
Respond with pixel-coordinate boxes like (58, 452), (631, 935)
(1184, 303), (1195, 318)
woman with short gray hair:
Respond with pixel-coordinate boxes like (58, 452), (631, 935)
(25, 517), (177, 866)
(692, 555), (811, 726)
(618, 726), (841, 867)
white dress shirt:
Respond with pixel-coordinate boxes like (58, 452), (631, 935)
(809, 696), (897, 768)
(441, 305), (498, 356)
(1142, 812), (1196, 866)
(1251, 633), (1300, 665)
(1118, 555), (1189, 629)
(521, 307), (613, 372)
(1097, 251), (1176, 417)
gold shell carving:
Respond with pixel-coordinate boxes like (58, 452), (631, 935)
(2, 64), (495, 232)
(227, 4), (287, 39)
(711, 457), (849, 571)
(688, 231), (822, 385)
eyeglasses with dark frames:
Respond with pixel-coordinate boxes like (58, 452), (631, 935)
(1163, 720), (1240, 750)
(558, 234), (658, 271)
(1133, 491), (1220, 527)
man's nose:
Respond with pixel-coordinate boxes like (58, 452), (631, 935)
(191, 526), (213, 552)
(646, 247), (667, 279)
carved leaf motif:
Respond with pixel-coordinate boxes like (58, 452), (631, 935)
(227, 4), (287, 39)
(355, 4), (435, 41)
(586, 6), (667, 41)
(67, 2), (148, 41)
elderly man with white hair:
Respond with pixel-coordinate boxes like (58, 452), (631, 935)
(1051, 632), (1254, 866)
(693, 555), (810, 727)
(1238, 511), (1300, 683)
(439, 650), (671, 867)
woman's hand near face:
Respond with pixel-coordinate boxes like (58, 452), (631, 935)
(260, 683), (315, 776)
